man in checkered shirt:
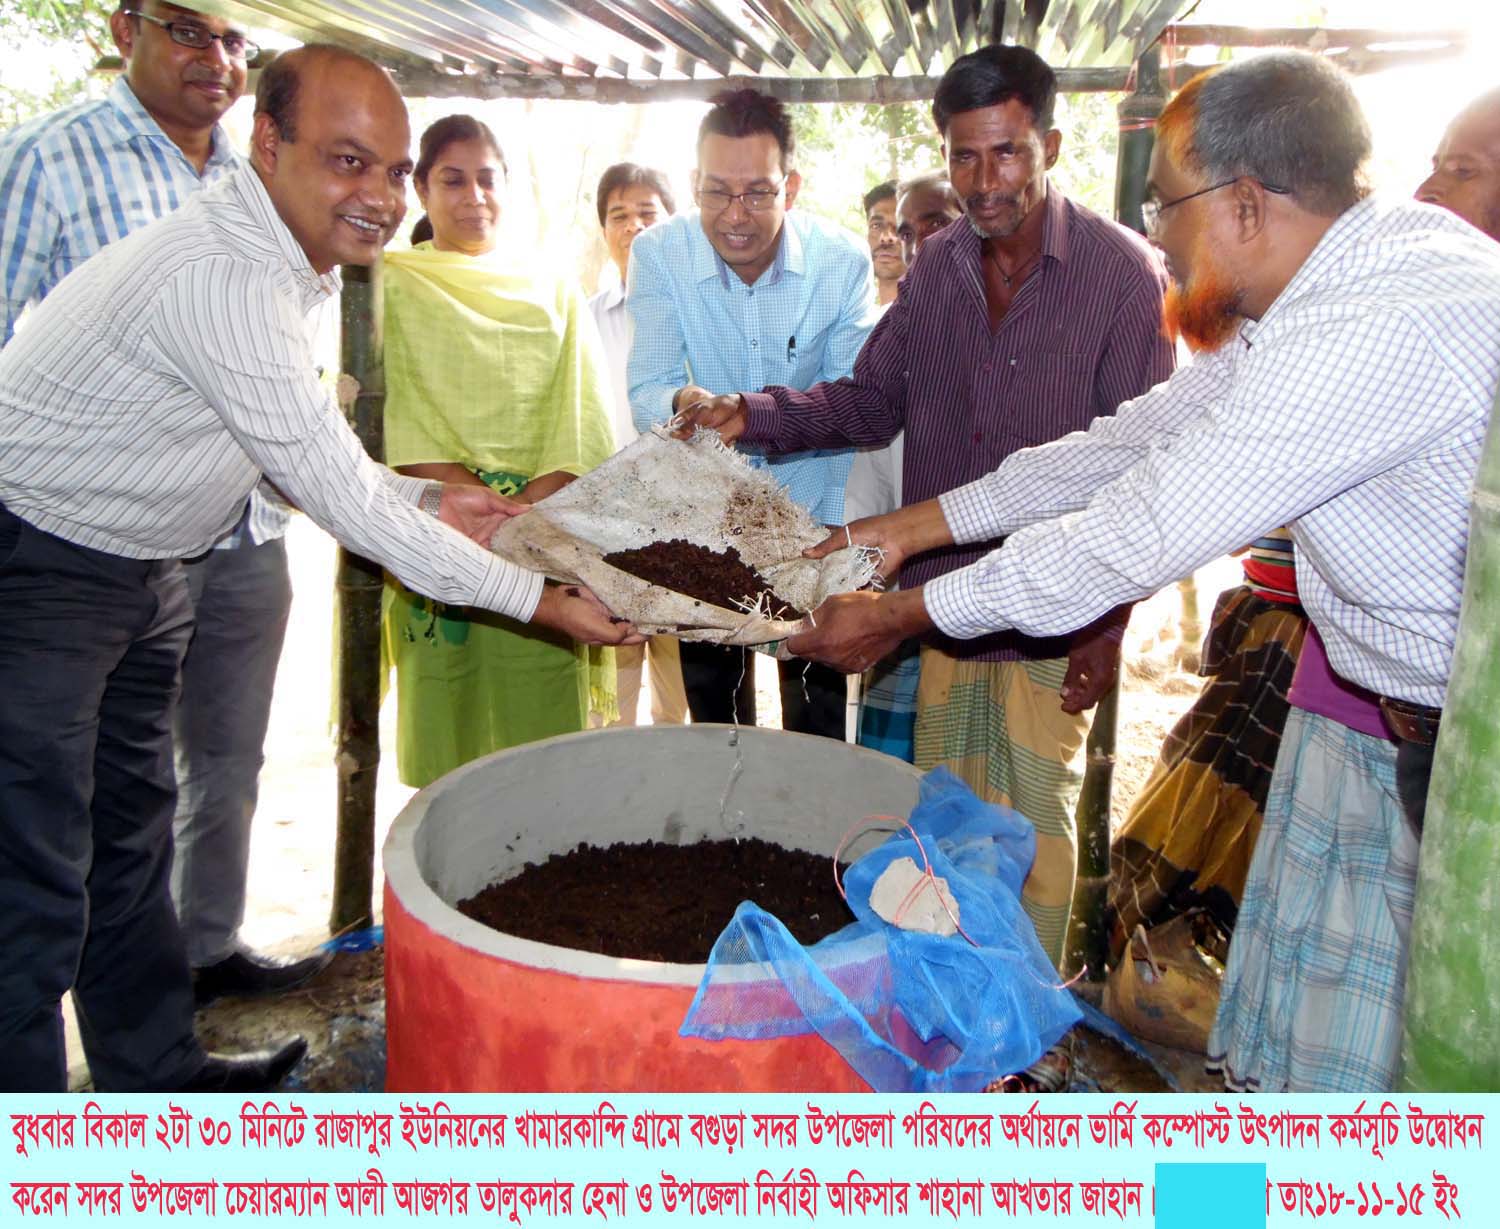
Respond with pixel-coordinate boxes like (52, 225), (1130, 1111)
(693, 53), (1500, 1092)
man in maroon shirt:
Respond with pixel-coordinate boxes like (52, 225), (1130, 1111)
(678, 46), (1173, 963)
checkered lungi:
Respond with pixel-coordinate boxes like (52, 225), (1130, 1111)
(913, 648), (1088, 965)
(1207, 707), (1417, 1092)
(857, 640), (921, 763)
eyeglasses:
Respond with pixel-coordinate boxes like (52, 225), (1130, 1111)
(128, 10), (259, 61)
(697, 180), (785, 214)
(1140, 178), (1290, 235)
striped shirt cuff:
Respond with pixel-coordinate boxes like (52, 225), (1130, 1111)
(384, 471), (430, 504)
(923, 564), (1007, 641)
(474, 558), (545, 624)
(741, 391), (780, 443)
(938, 478), (1003, 547)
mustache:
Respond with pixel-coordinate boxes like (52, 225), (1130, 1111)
(184, 68), (234, 86)
(964, 191), (1021, 214)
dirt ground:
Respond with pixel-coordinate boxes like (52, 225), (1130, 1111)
(66, 519), (1241, 1091)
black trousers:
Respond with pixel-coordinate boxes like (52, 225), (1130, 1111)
(677, 640), (847, 739)
(0, 503), (203, 1091)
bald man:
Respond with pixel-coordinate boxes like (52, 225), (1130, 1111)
(1419, 87), (1500, 243)
(0, 45), (634, 1092)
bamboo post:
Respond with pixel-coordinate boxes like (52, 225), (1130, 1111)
(331, 260), (385, 933)
(1401, 395), (1500, 1090)
(1063, 686), (1120, 988)
(1062, 48), (1163, 987)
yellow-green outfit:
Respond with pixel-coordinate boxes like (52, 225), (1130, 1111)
(382, 243), (616, 788)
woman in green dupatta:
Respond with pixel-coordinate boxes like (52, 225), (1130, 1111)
(382, 115), (617, 788)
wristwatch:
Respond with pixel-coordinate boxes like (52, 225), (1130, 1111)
(419, 481), (443, 518)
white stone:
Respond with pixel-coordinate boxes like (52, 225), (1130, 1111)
(868, 856), (960, 936)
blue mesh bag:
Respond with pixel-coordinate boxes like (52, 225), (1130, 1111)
(681, 767), (1082, 1091)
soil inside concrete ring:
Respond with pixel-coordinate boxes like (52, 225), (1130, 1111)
(602, 539), (803, 620)
(457, 838), (852, 963)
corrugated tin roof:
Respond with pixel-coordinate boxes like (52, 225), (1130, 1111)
(205, 0), (1191, 89)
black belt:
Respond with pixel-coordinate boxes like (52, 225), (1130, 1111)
(1379, 696), (1442, 746)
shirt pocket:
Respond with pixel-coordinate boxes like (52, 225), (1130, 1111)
(998, 352), (1097, 450)
(781, 320), (831, 386)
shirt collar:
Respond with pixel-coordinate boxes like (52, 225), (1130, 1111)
(107, 78), (237, 173)
(225, 167), (341, 306)
(1244, 196), (1379, 342)
(598, 279), (627, 312)
(692, 212), (798, 290)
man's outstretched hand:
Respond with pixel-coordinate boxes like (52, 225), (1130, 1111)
(801, 500), (956, 582)
(784, 588), (933, 674)
(1058, 621), (1122, 714)
(531, 583), (645, 647)
(438, 482), (529, 546)
(670, 387), (748, 445)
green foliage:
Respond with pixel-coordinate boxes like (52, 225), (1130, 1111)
(0, 0), (112, 127)
(2, 0), (111, 42)
(788, 102), (942, 231)
(789, 92), (1124, 234)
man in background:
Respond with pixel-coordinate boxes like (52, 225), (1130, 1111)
(1418, 87), (1500, 243)
(895, 172), (963, 265)
(587, 161), (689, 727)
(627, 88), (874, 736)
(863, 180), (904, 305)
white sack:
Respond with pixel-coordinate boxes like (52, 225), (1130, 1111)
(491, 428), (879, 645)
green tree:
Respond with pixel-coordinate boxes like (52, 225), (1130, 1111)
(789, 101), (943, 231)
(0, 0), (111, 127)
(789, 92), (1122, 235)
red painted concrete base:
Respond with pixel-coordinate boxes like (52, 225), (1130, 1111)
(384, 884), (868, 1093)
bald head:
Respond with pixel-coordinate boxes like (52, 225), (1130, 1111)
(255, 44), (399, 144)
(1417, 88), (1500, 242)
(249, 44), (412, 273)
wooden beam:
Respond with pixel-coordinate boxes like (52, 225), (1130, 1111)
(1165, 24), (1467, 50)
(378, 65), (1137, 102)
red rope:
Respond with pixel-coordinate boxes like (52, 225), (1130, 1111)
(832, 814), (979, 947)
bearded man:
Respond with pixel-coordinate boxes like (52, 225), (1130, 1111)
(721, 52), (1500, 1092)
(673, 46), (1173, 965)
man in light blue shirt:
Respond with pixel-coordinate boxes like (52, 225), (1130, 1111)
(626, 88), (875, 736)
(0, 3), (324, 1028)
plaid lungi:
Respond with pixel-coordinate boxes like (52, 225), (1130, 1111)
(913, 648), (1088, 965)
(1207, 707), (1416, 1092)
(857, 640), (920, 763)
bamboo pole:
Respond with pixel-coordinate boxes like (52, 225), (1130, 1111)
(1401, 397), (1500, 1090)
(331, 261), (385, 934)
(1062, 48), (1163, 987)
(1064, 686), (1120, 988)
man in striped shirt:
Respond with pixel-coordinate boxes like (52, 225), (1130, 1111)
(678, 47), (1174, 964)
(0, 44), (635, 1092)
(0, 2), (327, 1005)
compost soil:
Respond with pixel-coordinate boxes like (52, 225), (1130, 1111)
(603, 539), (802, 621)
(457, 837), (851, 962)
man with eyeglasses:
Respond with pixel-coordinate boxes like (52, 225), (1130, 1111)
(626, 88), (875, 738)
(735, 53), (1500, 1092)
(675, 47), (1172, 966)
(0, 3), (339, 1013)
